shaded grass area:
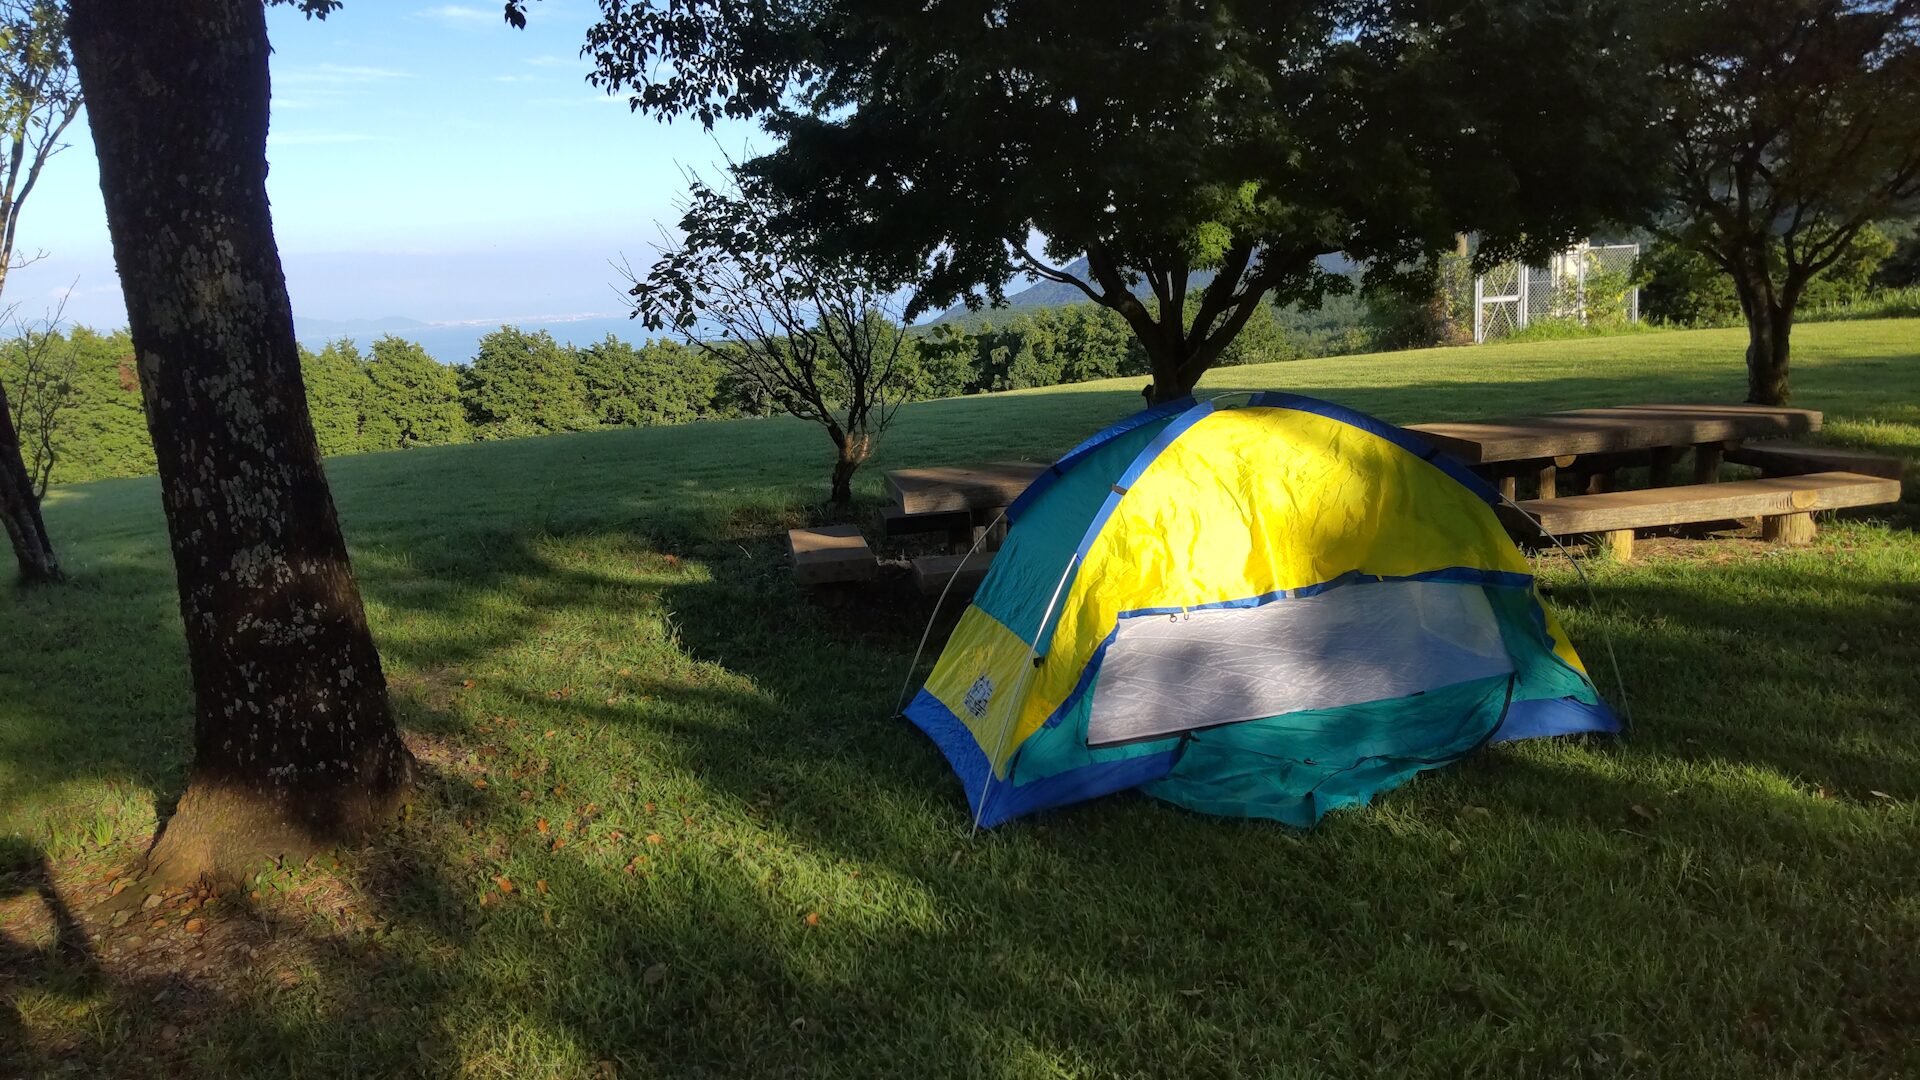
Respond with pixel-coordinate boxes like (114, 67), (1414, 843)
(3, 320), (1919, 1077)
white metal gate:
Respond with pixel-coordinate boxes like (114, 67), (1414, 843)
(1473, 242), (1640, 343)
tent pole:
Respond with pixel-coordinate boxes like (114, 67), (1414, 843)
(895, 507), (1010, 716)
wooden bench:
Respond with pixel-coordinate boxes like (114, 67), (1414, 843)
(1498, 471), (1903, 560)
(788, 525), (878, 585)
(912, 552), (994, 597)
(1724, 441), (1906, 482)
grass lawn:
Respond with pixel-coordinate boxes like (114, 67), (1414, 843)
(4, 320), (1919, 1078)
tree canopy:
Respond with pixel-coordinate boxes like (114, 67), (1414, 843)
(584, 0), (1664, 399)
(1648, 0), (1920, 403)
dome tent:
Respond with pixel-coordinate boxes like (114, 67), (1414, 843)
(902, 392), (1618, 828)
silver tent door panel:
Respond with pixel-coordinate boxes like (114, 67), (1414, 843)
(1085, 580), (1514, 747)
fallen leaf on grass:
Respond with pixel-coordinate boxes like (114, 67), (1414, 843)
(537, 819), (550, 834)
(493, 875), (514, 894)
(185, 918), (206, 934)
(1629, 803), (1658, 823)
(804, 912), (821, 927)
(535, 879), (549, 895)
(642, 962), (668, 987)
(646, 834), (663, 845)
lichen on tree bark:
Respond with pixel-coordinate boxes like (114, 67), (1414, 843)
(66, 0), (414, 883)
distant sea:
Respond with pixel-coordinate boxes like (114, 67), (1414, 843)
(292, 313), (657, 365)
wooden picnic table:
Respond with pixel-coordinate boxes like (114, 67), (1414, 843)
(886, 460), (1049, 515)
(1407, 403), (1823, 498)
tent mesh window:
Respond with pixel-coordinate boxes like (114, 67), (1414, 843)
(1085, 581), (1514, 747)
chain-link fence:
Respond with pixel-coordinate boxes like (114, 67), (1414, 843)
(1473, 243), (1640, 343)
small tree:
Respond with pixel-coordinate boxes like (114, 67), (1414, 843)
(629, 175), (910, 505)
(0, 0), (82, 585)
(1651, 0), (1920, 404)
(0, 301), (70, 582)
(302, 338), (370, 456)
(362, 334), (467, 450)
(576, 333), (723, 427)
(461, 326), (592, 440)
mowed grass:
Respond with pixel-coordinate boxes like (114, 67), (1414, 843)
(4, 320), (1919, 1078)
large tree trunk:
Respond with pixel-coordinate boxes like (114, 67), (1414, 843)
(66, 0), (414, 883)
(0, 381), (62, 585)
(1742, 297), (1794, 407)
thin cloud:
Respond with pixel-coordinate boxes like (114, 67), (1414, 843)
(418, 4), (494, 22)
(271, 132), (388, 146)
(277, 63), (412, 85)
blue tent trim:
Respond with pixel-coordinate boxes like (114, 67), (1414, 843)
(1006, 395), (1197, 523)
(1490, 696), (1619, 741)
(902, 688), (1178, 826)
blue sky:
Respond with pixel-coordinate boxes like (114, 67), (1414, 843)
(16, 0), (755, 330)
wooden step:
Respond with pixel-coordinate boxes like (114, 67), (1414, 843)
(1499, 472), (1901, 558)
(912, 552), (995, 596)
(1724, 441), (1906, 481)
(788, 525), (878, 585)
(1501, 471), (1902, 536)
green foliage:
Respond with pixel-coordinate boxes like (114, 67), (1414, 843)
(576, 334), (725, 427)
(1636, 241), (1741, 326)
(363, 335), (467, 450)
(301, 338), (369, 456)
(1800, 224), (1896, 308)
(461, 327), (593, 441)
(1638, 227), (1897, 328)
(0, 327), (150, 486)
(900, 324), (977, 401)
(1362, 255), (1477, 352)
(1875, 220), (1920, 288)
(961, 305), (1145, 394)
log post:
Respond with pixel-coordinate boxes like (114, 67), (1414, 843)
(1648, 446), (1674, 487)
(1762, 512), (1816, 546)
(1594, 529), (1635, 561)
(1693, 442), (1724, 484)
